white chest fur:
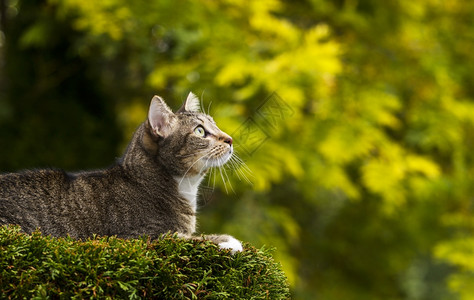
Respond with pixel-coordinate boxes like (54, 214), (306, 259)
(174, 175), (204, 212)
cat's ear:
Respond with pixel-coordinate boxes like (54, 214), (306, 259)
(177, 92), (201, 113)
(148, 96), (177, 138)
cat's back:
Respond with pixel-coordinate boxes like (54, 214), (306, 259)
(0, 168), (71, 199)
(0, 169), (73, 233)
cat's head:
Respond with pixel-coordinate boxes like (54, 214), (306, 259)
(143, 92), (233, 177)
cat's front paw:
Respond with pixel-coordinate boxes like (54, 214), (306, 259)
(218, 236), (243, 254)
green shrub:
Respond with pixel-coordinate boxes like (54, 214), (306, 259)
(0, 225), (290, 299)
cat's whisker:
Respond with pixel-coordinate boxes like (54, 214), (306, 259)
(228, 161), (241, 181)
(237, 168), (253, 185)
(202, 156), (213, 187)
(175, 149), (209, 158)
(211, 166), (217, 189)
(197, 158), (214, 205)
(178, 147), (222, 178)
(178, 144), (246, 195)
(206, 164), (215, 190)
(217, 159), (230, 194)
(223, 152), (254, 186)
(207, 101), (213, 116)
(214, 155), (234, 194)
(178, 149), (222, 199)
(178, 152), (209, 188)
(191, 148), (223, 190)
(228, 156), (252, 185)
(221, 160), (235, 194)
(209, 164), (219, 190)
(232, 152), (253, 174)
(234, 157), (253, 178)
(200, 92), (206, 114)
(239, 168), (253, 185)
(197, 160), (209, 178)
(229, 160), (250, 185)
(226, 157), (239, 172)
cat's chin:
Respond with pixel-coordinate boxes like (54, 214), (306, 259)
(205, 149), (232, 169)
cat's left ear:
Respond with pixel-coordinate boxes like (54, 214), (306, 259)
(148, 96), (177, 138)
(177, 92), (201, 113)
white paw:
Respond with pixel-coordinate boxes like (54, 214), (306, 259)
(218, 237), (243, 254)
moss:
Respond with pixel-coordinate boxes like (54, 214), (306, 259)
(0, 225), (290, 299)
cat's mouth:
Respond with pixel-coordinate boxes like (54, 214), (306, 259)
(204, 145), (233, 169)
(182, 144), (233, 176)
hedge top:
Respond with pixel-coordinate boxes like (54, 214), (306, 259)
(0, 225), (290, 299)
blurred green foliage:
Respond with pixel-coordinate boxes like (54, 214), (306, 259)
(1, 0), (474, 299)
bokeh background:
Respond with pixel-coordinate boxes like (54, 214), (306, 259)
(1, 0), (474, 299)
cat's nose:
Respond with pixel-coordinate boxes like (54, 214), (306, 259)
(222, 136), (233, 146)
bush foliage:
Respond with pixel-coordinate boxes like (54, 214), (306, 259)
(0, 225), (290, 299)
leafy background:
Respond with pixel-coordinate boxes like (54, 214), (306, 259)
(1, 0), (474, 299)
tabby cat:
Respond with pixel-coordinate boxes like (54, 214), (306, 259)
(0, 93), (242, 253)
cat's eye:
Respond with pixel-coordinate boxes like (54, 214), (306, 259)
(194, 126), (206, 137)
